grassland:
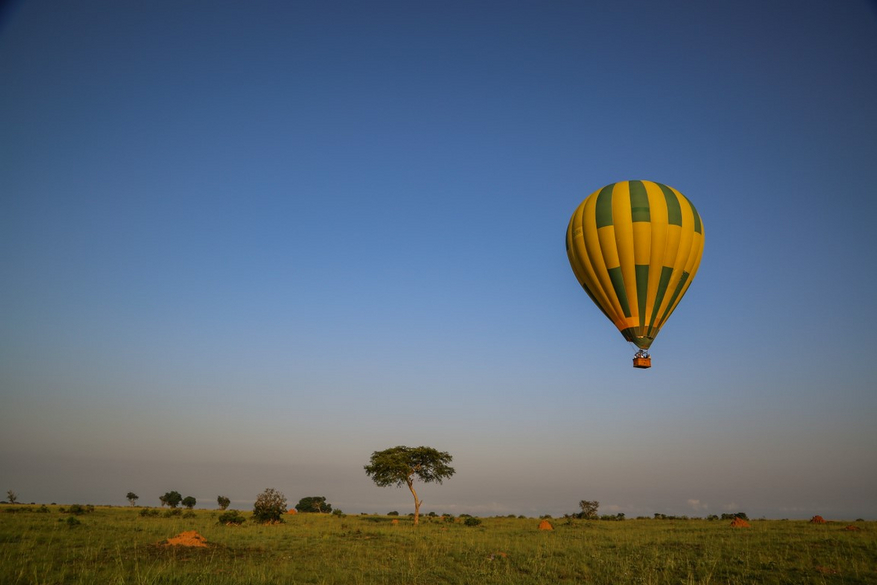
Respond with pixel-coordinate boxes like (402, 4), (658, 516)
(1, 505), (874, 584)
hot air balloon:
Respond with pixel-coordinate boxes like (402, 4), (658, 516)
(565, 181), (704, 368)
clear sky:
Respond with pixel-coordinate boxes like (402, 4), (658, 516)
(2, 0), (876, 520)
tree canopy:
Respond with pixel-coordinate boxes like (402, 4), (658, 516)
(159, 491), (182, 509)
(364, 445), (455, 525)
(295, 496), (333, 514)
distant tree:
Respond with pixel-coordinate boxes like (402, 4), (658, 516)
(7, 490), (18, 504)
(364, 445), (455, 525)
(578, 500), (599, 519)
(252, 488), (287, 524)
(295, 496), (333, 514)
(217, 496), (231, 510)
(159, 491), (182, 509)
(126, 492), (139, 506)
(181, 496), (197, 509)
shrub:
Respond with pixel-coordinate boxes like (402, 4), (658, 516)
(66, 516), (81, 527)
(163, 508), (182, 518)
(253, 488), (287, 524)
(183, 510), (196, 519)
(387, 511), (399, 516)
(443, 515), (456, 523)
(219, 510), (246, 525)
(463, 517), (482, 527)
(139, 508), (160, 517)
(67, 504), (90, 516)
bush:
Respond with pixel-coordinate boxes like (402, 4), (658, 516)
(463, 517), (482, 527)
(219, 510), (246, 525)
(67, 504), (93, 516)
(183, 510), (196, 519)
(387, 511), (399, 516)
(443, 515), (456, 523)
(66, 516), (81, 527)
(163, 508), (182, 518)
(253, 488), (287, 524)
(139, 508), (160, 517)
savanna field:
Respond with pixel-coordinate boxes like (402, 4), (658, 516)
(1, 505), (874, 585)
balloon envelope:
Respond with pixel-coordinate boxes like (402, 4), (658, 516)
(566, 180), (704, 350)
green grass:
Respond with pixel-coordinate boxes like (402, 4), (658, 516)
(1, 506), (874, 584)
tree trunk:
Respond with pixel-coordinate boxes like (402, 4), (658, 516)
(407, 479), (422, 525)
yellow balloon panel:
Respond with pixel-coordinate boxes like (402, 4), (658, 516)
(566, 181), (704, 350)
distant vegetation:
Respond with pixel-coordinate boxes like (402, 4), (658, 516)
(295, 496), (333, 514)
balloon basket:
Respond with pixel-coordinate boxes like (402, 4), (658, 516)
(632, 356), (652, 369)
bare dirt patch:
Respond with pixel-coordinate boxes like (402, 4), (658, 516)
(538, 519), (554, 530)
(809, 515), (826, 524)
(729, 517), (751, 528)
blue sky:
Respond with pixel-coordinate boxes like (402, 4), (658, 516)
(2, 0), (876, 520)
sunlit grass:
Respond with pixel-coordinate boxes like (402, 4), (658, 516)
(1, 506), (874, 584)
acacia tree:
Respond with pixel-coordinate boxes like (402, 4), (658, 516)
(295, 496), (332, 514)
(579, 500), (599, 519)
(217, 496), (231, 510)
(126, 492), (139, 506)
(159, 491), (182, 509)
(364, 446), (455, 525)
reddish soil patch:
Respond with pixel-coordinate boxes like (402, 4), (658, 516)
(391, 519), (399, 525)
(810, 515), (827, 524)
(538, 520), (554, 531)
(729, 517), (751, 528)
(844, 525), (862, 531)
(287, 509), (297, 515)
(163, 531), (208, 547)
